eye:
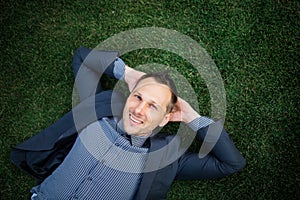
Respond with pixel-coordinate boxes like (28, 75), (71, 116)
(134, 94), (142, 101)
(150, 104), (157, 110)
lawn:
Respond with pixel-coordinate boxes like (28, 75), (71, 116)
(1, 0), (299, 199)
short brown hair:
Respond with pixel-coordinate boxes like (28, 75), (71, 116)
(134, 72), (178, 113)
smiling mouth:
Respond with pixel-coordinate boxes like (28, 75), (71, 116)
(129, 114), (144, 125)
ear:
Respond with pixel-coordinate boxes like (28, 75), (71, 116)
(158, 113), (172, 127)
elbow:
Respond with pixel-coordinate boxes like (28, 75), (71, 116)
(237, 156), (246, 172)
(231, 156), (246, 174)
(223, 156), (246, 176)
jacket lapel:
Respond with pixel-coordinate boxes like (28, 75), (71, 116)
(134, 136), (167, 200)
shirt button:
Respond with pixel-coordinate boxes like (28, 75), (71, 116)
(72, 195), (79, 199)
(115, 143), (120, 146)
(87, 176), (93, 181)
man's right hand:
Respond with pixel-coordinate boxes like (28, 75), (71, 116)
(124, 65), (145, 92)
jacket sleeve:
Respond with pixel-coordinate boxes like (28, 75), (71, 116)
(72, 46), (120, 79)
(72, 46), (126, 101)
(176, 120), (246, 180)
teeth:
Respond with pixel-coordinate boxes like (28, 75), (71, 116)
(130, 114), (142, 124)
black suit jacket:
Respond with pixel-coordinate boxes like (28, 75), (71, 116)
(11, 47), (246, 200)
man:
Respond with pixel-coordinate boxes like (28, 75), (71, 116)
(11, 47), (246, 200)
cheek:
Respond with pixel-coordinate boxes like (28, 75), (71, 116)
(124, 99), (134, 112)
(123, 101), (132, 118)
(148, 111), (164, 123)
(127, 99), (139, 109)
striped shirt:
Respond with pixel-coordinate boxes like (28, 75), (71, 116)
(31, 117), (149, 200)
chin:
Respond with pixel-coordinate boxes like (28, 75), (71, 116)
(123, 124), (136, 135)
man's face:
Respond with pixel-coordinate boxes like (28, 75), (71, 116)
(122, 77), (172, 137)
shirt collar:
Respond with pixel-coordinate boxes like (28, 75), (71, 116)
(116, 119), (149, 148)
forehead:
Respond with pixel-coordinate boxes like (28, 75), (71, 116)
(133, 78), (172, 108)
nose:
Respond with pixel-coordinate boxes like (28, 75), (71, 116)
(135, 101), (147, 116)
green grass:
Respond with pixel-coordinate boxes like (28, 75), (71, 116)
(1, 0), (299, 199)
